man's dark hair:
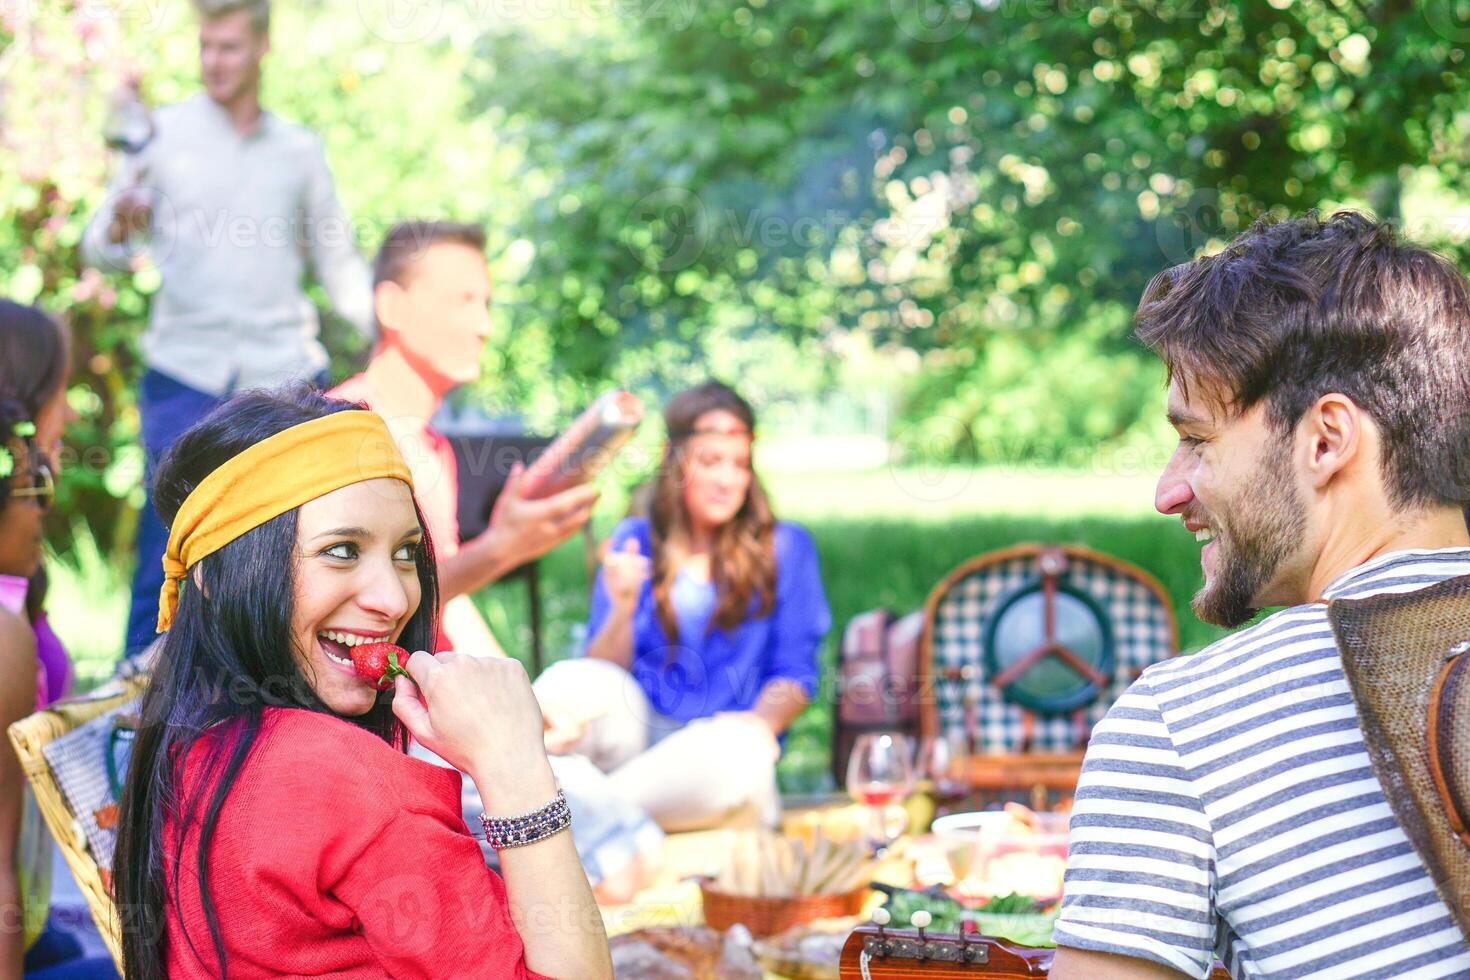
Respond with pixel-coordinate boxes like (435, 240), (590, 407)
(372, 221), (487, 288)
(1136, 209), (1470, 510)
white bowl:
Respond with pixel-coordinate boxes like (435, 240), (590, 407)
(929, 810), (1070, 899)
(931, 810), (1069, 843)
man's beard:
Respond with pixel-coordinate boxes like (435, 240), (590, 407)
(1192, 441), (1307, 628)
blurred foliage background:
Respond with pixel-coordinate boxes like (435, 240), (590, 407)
(6, 0), (1470, 783)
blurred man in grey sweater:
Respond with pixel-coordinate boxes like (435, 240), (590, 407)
(82, 0), (373, 655)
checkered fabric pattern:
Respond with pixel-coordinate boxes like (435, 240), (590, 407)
(930, 554), (1175, 752)
(41, 699), (138, 872)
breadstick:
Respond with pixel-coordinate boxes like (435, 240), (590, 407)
(801, 831), (832, 895)
(813, 842), (866, 894)
(776, 834), (798, 896)
(760, 832), (783, 897)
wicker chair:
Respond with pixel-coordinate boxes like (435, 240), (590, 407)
(8, 676), (145, 972)
(919, 544), (1179, 807)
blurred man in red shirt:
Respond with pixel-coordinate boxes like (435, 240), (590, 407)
(330, 222), (597, 656)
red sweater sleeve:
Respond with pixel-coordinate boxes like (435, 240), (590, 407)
(167, 709), (558, 980)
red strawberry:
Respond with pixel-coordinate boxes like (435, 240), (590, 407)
(349, 642), (413, 691)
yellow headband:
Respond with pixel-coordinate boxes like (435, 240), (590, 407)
(156, 410), (414, 633)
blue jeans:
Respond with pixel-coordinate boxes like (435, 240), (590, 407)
(123, 369), (329, 657)
(23, 919), (117, 979)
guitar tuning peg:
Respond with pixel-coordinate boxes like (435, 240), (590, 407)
(960, 919), (979, 962)
(870, 907), (892, 955)
(909, 909), (933, 961)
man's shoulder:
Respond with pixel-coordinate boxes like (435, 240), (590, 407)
(263, 112), (326, 154)
(155, 93), (206, 121)
(156, 96), (322, 152)
(1137, 602), (1332, 692)
(326, 373), (371, 406)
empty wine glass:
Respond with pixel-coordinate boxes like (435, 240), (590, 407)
(846, 732), (916, 849)
(916, 731), (968, 807)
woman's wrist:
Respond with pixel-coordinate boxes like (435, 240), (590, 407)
(470, 757), (560, 818)
(479, 789), (571, 850)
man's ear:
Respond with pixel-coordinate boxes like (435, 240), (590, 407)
(374, 280), (405, 341)
(1301, 392), (1367, 490)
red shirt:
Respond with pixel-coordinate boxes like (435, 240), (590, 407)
(328, 373), (460, 651)
(163, 707), (554, 979)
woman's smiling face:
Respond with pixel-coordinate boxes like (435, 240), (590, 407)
(291, 478), (424, 716)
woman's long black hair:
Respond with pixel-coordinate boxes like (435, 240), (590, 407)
(114, 387), (440, 980)
(0, 299), (67, 417)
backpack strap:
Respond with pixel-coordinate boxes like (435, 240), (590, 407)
(1428, 642), (1470, 848)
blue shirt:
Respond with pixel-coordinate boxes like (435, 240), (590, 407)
(585, 518), (831, 723)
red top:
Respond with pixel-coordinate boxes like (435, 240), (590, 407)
(163, 707), (555, 979)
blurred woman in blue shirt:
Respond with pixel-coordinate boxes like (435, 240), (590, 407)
(535, 381), (830, 838)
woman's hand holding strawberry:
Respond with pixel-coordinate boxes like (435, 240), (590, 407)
(390, 651), (557, 812)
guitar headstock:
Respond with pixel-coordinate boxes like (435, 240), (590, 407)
(838, 908), (1052, 978)
(838, 909), (1234, 978)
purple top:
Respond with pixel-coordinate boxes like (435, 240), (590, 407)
(0, 574), (72, 707)
(32, 611), (70, 705)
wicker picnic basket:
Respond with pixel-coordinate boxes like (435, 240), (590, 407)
(8, 676), (145, 972)
(700, 881), (869, 938)
(919, 543), (1179, 808)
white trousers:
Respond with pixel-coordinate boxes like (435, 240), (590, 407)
(533, 657), (780, 832)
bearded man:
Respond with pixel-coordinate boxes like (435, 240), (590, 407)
(1050, 211), (1470, 979)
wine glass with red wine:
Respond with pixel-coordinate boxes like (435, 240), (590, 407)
(845, 732), (916, 849)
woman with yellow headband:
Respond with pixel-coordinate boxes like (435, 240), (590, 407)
(114, 388), (610, 980)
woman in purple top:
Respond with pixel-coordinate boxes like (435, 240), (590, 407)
(535, 381), (830, 838)
(0, 300), (113, 979)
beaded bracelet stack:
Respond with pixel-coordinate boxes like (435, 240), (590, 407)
(478, 790), (572, 850)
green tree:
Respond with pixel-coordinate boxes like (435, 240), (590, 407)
(471, 0), (1470, 460)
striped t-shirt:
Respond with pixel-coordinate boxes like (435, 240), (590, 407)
(1054, 548), (1470, 979)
